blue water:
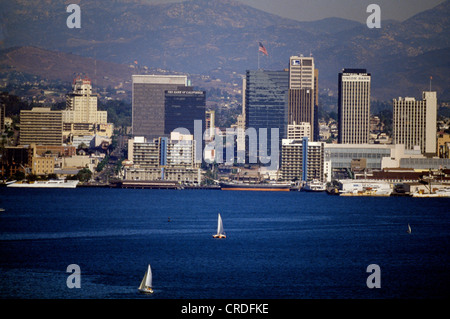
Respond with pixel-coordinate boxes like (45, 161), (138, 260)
(0, 188), (448, 299)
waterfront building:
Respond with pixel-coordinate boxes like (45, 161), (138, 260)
(393, 91), (437, 156)
(338, 69), (371, 144)
(31, 156), (55, 176)
(324, 143), (392, 179)
(132, 74), (188, 139)
(126, 132), (201, 184)
(288, 56), (318, 140)
(245, 69), (289, 166)
(281, 137), (324, 182)
(19, 107), (63, 146)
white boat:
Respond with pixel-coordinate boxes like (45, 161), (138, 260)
(138, 264), (154, 294)
(7, 179), (79, 188)
(338, 180), (392, 197)
(212, 213), (226, 239)
(412, 187), (450, 198)
(407, 224), (411, 234)
(302, 180), (326, 192)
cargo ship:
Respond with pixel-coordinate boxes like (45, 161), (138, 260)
(219, 181), (291, 191)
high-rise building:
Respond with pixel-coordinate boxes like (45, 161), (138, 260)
(164, 90), (206, 136)
(63, 77), (109, 140)
(393, 91), (437, 155)
(338, 69), (371, 144)
(281, 137), (324, 182)
(132, 75), (188, 139)
(245, 69), (288, 166)
(288, 55), (318, 140)
(64, 77), (106, 124)
(20, 107), (62, 146)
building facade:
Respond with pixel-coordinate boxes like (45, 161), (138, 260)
(132, 75), (188, 139)
(288, 56), (318, 141)
(20, 107), (63, 146)
(245, 69), (289, 165)
(126, 133), (201, 184)
(393, 91), (437, 156)
(164, 90), (206, 136)
(338, 69), (371, 144)
(281, 137), (324, 182)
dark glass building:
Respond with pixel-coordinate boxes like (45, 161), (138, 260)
(164, 90), (206, 136)
(245, 69), (289, 166)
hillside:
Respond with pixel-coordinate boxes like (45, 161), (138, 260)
(0, 0), (448, 100)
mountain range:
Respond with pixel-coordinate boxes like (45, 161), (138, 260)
(0, 0), (449, 100)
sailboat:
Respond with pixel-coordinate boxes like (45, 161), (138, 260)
(138, 264), (154, 294)
(407, 224), (412, 234)
(213, 213), (226, 239)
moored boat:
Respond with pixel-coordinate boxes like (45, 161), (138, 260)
(219, 181), (291, 191)
(301, 180), (326, 192)
(7, 179), (79, 188)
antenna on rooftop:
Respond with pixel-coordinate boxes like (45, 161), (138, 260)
(429, 76), (432, 92)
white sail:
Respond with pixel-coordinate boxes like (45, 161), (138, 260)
(407, 224), (411, 234)
(217, 213), (224, 235)
(145, 264), (152, 288)
(138, 264), (152, 290)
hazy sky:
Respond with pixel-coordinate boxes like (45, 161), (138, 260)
(148, 0), (445, 22)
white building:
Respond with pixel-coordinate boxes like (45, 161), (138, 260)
(393, 91), (437, 156)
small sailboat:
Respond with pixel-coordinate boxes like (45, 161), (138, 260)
(138, 264), (154, 294)
(212, 213), (226, 239)
(407, 224), (412, 234)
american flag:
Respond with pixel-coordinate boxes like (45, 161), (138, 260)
(258, 42), (268, 56)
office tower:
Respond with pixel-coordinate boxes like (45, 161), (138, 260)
(132, 75), (188, 139)
(281, 137), (324, 182)
(245, 69), (289, 165)
(338, 69), (371, 144)
(164, 90), (206, 136)
(288, 55), (318, 140)
(20, 107), (63, 146)
(393, 91), (437, 155)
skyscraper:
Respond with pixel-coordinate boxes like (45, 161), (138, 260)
(164, 89), (206, 136)
(245, 69), (289, 166)
(338, 69), (371, 144)
(288, 55), (318, 141)
(393, 91), (437, 155)
(132, 75), (188, 139)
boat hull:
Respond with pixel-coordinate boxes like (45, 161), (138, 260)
(7, 180), (79, 188)
(138, 288), (154, 294)
(212, 234), (226, 239)
(219, 182), (290, 192)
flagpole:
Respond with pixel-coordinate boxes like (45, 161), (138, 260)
(258, 50), (260, 70)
